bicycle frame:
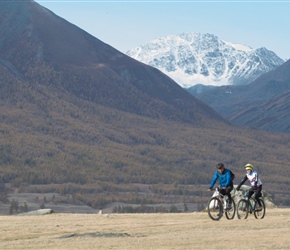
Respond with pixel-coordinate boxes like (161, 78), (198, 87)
(246, 196), (256, 213)
(207, 187), (236, 221)
(237, 188), (265, 219)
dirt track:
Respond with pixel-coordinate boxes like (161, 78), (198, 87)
(0, 208), (289, 249)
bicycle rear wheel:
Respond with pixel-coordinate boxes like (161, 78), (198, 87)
(225, 200), (236, 220)
(254, 198), (266, 219)
(207, 197), (223, 221)
(237, 199), (249, 219)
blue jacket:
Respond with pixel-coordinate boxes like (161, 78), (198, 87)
(210, 168), (233, 189)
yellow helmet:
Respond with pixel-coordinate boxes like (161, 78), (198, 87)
(245, 163), (253, 171)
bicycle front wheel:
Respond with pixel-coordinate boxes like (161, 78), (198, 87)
(225, 200), (236, 220)
(254, 198), (266, 219)
(207, 197), (223, 221)
(237, 199), (249, 219)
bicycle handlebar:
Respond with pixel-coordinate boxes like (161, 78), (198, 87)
(208, 187), (222, 191)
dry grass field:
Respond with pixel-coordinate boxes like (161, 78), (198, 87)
(0, 208), (289, 250)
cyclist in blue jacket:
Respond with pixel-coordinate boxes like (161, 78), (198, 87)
(208, 163), (234, 209)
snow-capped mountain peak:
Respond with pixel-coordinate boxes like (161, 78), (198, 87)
(126, 33), (284, 88)
(222, 40), (252, 52)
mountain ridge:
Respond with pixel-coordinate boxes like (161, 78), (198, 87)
(126, 32), (284, 88)
(0, 0), (225, 125)
(1, 0), (290, 209)
(193, 59), (290, 133)
(229, 90), (290, 132)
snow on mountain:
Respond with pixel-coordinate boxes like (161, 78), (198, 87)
(126, 33), (285, 88)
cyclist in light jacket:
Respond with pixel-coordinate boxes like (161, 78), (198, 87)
(236, 163), (263, 210)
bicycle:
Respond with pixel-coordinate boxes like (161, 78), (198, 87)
(207, 187), (236, 221)
(236, 188), (266, 219)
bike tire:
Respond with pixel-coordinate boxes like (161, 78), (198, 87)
(237, 199), (249, 219)
(225, 200), (236, 220)
(207, 197), (223, 221)
(254, 198), (266, 219)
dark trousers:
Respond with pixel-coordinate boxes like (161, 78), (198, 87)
(220, 185), (233, 203)
(248, 185), (262, 206)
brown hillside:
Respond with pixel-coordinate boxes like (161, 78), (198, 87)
(1, 73), (290, 209)
(0, 0), (290, 211)
(229, 90), (290, 132)
(0, 0), (223, 125)
(195, 59), (290, 133)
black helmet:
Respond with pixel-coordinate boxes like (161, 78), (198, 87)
(216, 163), (224, 169)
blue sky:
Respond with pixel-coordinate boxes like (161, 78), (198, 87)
(35, 1), (290, 60)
